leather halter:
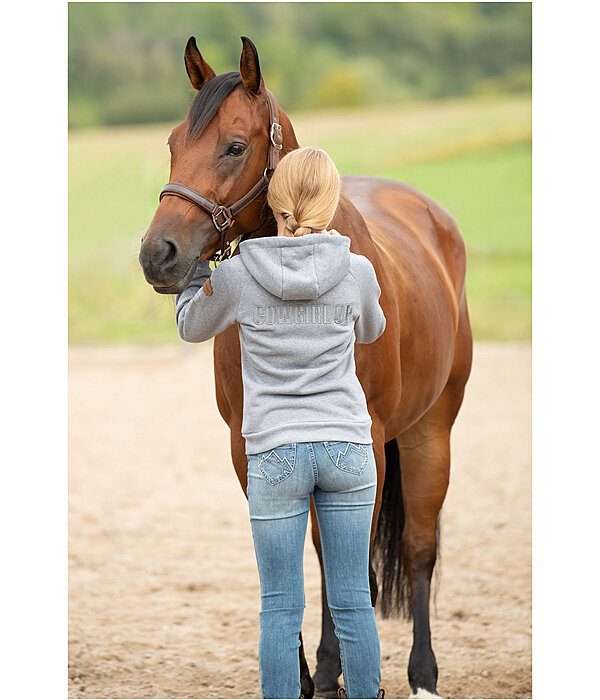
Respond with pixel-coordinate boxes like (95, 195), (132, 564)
(159, 90), (283, 262)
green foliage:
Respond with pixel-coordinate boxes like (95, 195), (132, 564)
(68, 94), (531, 344)
(313, 65), (368, 109)
(68, 2), (531, 128)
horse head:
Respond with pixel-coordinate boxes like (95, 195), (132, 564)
(139, 36), (298, 294)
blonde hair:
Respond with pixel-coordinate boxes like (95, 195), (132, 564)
(267, 147), (341, 236)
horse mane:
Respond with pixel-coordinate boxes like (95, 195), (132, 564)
(187, 71), (243, 140)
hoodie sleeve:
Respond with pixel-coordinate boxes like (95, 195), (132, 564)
(175, 259), (242, 342)
(351, 255), (387, 344)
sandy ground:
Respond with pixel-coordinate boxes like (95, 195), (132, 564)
(68, 342), (531, 699)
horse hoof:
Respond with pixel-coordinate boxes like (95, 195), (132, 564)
(408, 690), (441, 699)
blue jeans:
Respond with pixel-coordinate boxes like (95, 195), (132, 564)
(247, 441), (381, 699)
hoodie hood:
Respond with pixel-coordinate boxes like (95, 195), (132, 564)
(238, 233), (351, 301)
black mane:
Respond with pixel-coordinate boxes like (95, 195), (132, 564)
(187, 71), (243, 139)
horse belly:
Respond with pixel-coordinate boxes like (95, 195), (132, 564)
(356, 256), (457, 439)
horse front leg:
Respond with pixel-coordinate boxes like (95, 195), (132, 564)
(299, 632), (315, 698)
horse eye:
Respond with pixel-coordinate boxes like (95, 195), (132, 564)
(226, 143), (246, 157)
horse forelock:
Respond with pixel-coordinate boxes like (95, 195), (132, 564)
(186, 71), (243, 140)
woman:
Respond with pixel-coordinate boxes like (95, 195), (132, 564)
(175, 148), (386, 699)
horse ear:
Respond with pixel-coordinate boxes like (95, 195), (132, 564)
(239, 36), (264, 95)
(184, 36), (216, 91)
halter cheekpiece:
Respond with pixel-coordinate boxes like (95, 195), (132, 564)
(159, 90), (283, 262)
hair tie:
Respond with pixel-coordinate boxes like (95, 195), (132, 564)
(293, 226), (313, 237)
(284, 214), (299, 235)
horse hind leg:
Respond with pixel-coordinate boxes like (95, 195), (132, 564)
(396, 396), (457, 698)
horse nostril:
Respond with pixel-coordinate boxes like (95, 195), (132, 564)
(161, 239), (179, 268)
(140, 235), (182, 281)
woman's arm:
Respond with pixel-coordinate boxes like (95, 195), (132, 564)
(175, 259), (241, 342)
(351, 256), (386, 344)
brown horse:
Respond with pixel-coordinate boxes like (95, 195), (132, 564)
(139, 36), (472, 699)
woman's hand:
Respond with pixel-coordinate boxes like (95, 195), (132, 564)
(323, 228), (341, 236)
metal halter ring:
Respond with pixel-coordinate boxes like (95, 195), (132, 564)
(270, 122), (283, 150)
(212, 206), (234, 234)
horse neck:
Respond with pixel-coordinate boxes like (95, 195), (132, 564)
(331, 190), (386, 270)
(274, 107), (367, 245)
(278, 107), (300, 153)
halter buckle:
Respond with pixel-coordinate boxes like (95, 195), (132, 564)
(212, 206), (233, 234)
(270, 122), (283, 150)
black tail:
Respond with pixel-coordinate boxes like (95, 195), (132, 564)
(373, 439), (410, 619)
(373, 439), (442, 619)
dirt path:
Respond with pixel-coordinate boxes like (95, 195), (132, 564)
(68, 342), (531, 699)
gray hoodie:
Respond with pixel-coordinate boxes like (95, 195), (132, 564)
(175, 233), (386, 455)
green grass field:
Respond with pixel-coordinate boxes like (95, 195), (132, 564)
(68, 94), (531, 344)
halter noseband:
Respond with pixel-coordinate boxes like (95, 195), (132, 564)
(158, 90), (283, 262)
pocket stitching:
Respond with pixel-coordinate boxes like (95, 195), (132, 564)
(323, 442), (369, 475)
(258, 444), (296, 485)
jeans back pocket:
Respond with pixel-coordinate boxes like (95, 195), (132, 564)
(323, 441), (369, 475)
(258, 444), (296, 485)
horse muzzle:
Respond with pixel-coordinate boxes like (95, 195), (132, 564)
(139, 234), (201, 295)
(139, 214), (219, 294)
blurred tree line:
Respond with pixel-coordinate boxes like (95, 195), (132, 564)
(68, 2), (531, 129)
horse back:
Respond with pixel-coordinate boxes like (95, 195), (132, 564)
(341, 174), (466, 301)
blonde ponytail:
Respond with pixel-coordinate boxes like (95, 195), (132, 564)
(267, 147), (341, 236)
(282, 214), (312, 237)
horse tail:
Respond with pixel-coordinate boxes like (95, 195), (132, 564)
(373, 439), (409, 619)
(373, 439), (442, 619)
